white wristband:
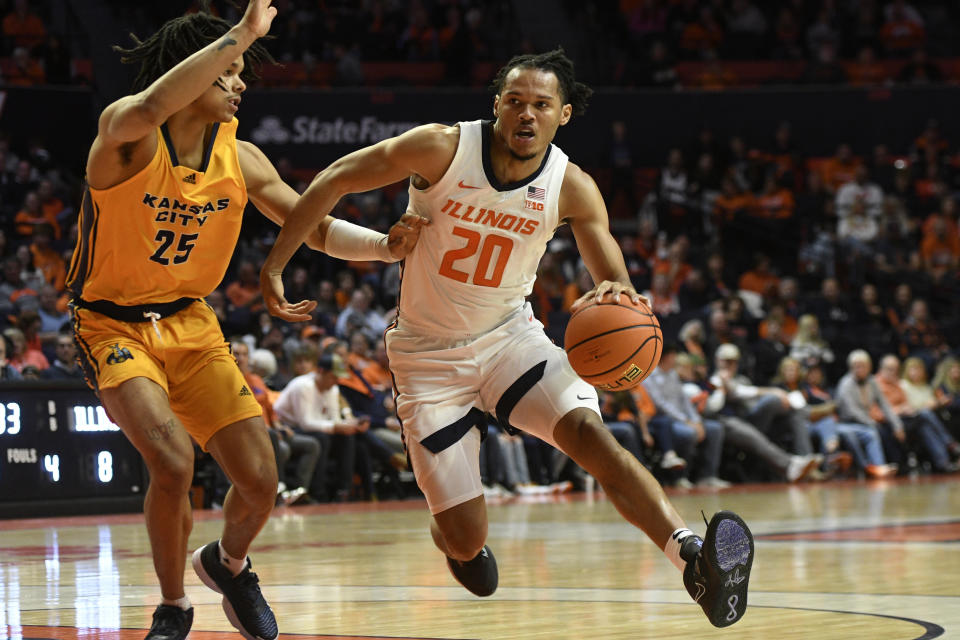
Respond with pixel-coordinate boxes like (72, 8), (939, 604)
(323, 218), (396, 263)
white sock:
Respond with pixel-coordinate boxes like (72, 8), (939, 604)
(664, 527), (696, 573)
(161, 595), (191, 611)
(218, 540), (248, 577)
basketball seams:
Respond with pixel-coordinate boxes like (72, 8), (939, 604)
(580, 333), (662, 378)
(566, 323), (662, 352)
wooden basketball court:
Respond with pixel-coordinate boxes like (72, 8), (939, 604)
(2, 476), (957, 639)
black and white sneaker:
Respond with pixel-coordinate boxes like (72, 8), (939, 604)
(145, 605), (193, 640)
(192, 541), (278, 640)
(447, 545), (498, 596)
(680, 511), (754, 628)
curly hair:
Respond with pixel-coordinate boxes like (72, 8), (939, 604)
(490, 48), (592, 116)
(113, 1), (274, 93)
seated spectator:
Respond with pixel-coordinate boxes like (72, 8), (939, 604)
(274, 352), (370, 502)
(14, 191), (59, 239)
(850, 283), (893, 361)
(225, 260), (263, 315)
(709, 343), (818, 460)
(678, 7), (724, 57)
(804, 277), (851, 353)
(601, 384), (687, 477)
(919, 216), (959, 280)
(789, 314), (835, 371)
(598, 388), (658, 470)
(753, 316), (789, 385)
(657, 148), (692, 237)
(335, 289), (388, 341)
(677, 318), (709, 379)
(633, 39), (679, 89)
(801, 361), (891, 476)
(932, 357), (960, 436)
(3, 325), (47, 372)
(5, 46), (45, 86)
(40, 332), (83, 379)
(820, 144), (860, 193)
(738, 253), (779, 299)
(803, 43), (848, 85)
(901, 357), (960, 463)
(879, 2), (925, 55)
(37, 284), (69, 336)
(680, 351), (819, 483)
(29, 224), (65, 290)
(2, 0), (46, 50)
(776, 357), (857, 476)
(644, 343), (727, 488)
(898, 49), (942, 84)
(641, 272), (680, 319)
(848, 46), (889, 87)
(651, 239), (691, 294)
(898, 299), (949, 368)
(834, 350), (901, 476)
(0, 334), (21, 380)
(836, 166), (884, 220)
(0, 255), (38, 319)
(874, 354), (958, 473)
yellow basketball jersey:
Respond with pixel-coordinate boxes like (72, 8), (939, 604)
(68, 118), (247, 306)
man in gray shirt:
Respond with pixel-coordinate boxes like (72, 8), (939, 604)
(644, 343), (726, 488)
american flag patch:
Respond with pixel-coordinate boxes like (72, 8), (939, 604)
(527, 185), (546, 201)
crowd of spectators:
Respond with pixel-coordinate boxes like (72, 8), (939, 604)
(4, 100), (960, 504)
(10, 1), (960, 90)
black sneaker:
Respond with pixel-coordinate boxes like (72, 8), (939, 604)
(145, 605), (193, 640)
(192, 541), (279, 640)
(680, 511), (754, 628)
(447, 545), (498, 596)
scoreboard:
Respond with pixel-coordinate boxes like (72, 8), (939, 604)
(0, 381), (146, 518)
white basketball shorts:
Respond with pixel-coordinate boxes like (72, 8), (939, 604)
(385, 303), (600, 514)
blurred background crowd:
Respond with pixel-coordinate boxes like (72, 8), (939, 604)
(2, 0), (960, 506)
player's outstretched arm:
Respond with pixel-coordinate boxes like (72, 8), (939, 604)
(239, 140), (429, 257)
(260, 123), (454, 322)
(97, 0), (276, 146)
(562, 163), (647, 311)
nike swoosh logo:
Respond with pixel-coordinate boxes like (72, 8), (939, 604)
(458, 180), (481, 189)
(576, 394), (593, 401)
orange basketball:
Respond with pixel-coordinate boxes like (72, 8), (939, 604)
(564, 297), (662, 391)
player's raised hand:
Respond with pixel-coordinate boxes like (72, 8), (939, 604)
(387, 212), (430, 261)
(239, 0), (278, 39)
(570, 280), (648, 312)
(260, 268), (317, 322)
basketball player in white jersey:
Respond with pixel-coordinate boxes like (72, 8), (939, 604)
(261, 50), (753, 628)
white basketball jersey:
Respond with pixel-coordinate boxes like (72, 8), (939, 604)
(397, 120), (568, 338)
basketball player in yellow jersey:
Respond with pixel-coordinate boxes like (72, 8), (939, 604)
(69, 3), (424, 640)
(261, 49), (753, 630)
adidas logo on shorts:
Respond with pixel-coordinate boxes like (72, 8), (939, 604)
(239, 385), (252, 397)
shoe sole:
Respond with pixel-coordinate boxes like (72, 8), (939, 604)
(191, 547), (276, 640)
(702, 510), (754, 627)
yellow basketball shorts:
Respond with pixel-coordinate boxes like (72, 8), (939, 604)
(71, 300), (262, 448)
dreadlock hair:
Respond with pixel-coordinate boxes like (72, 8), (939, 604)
(489, 48), (592, 116)
(113, 1), (275, 94)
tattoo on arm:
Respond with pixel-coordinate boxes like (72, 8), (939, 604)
(216, 37), (237, 51)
